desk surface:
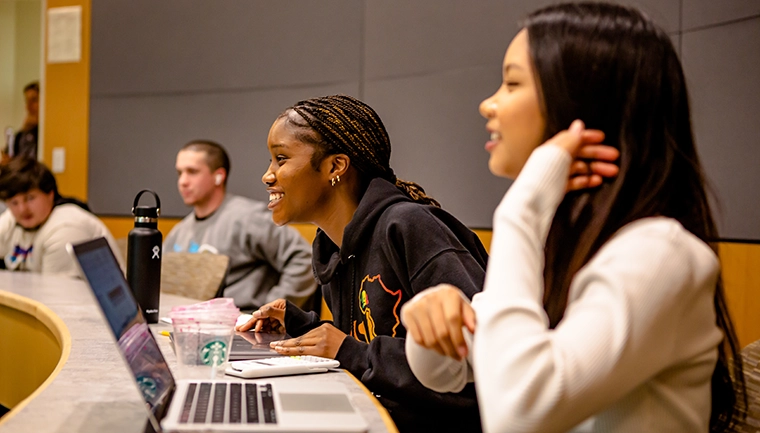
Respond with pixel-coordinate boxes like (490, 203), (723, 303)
(0, 271), (393, 433)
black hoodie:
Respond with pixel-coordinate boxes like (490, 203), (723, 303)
(284, 178), (488, 432)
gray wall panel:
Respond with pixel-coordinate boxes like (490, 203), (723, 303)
(626, 0), (679, 32)
(89, 83), (360, 217)
(364, 0), (526, 80)
(365, 66), (510, 228)
(682, 17), (760, 239)
(91, 0), (362, 95)
(682, 0), (760, 31)
(88, 1), (759, 240)
(364, 0), (677, 81)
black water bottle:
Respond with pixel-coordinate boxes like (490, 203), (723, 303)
(127, 190), (162, 324)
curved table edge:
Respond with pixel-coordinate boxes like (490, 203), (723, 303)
(341, 370), (399, 433)
(0, 289), (72, 426)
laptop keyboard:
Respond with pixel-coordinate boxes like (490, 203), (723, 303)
(179, 382), (278, 425)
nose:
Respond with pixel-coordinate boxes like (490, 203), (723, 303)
(262, 166), (275, 186)
(479, 97), (497, 119)
(15, 201), (28, 214)
(178, 172), (188, 186)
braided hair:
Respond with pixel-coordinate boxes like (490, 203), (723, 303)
(278, 94), (440, 207)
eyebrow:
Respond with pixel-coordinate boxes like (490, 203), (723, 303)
(504, 63), (524, 74)
(269, 143), (284, 149)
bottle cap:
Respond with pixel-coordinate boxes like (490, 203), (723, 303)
(134, 205), (159, 218)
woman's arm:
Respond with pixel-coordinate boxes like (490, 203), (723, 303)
(472, 144), (720, 433)
(404, 320), (474, 393)
(402, 285), (475, 392)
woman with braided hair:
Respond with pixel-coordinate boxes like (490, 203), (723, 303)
(237, 94), (617, 432)
(237, 94), (487, 432)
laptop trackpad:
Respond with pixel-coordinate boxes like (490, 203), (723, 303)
(279, 393), (355, 413)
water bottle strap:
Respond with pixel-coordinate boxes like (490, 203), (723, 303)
(132, 189), (161, 216)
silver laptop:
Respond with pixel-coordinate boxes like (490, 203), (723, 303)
(68, 237), (368, 433)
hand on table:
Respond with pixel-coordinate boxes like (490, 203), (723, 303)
(270, 323), (348, 359)
(236, 298), (286, 333)
(401, 284), (475, 361)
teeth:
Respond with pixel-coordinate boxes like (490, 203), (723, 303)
(490, 131), (501, 141)
(269, 192), (283, 202)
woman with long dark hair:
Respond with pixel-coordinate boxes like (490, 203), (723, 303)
(401, 3), (745, 432)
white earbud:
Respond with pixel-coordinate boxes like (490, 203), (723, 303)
(215, 174), (223, 186)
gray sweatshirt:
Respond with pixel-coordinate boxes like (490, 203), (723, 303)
(164, 194), (316, 310)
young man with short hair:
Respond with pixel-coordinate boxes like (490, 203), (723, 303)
(165, 140), (317, 310)
(0, 158), (122, 275)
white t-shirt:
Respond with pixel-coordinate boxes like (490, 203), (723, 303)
(0, 204), (123, 277)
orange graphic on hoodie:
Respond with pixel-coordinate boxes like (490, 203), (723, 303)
(353, 274), (403, 343)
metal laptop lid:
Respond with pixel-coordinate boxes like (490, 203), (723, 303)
(68, 237), (174, 431)
(69, 237), (368, 433)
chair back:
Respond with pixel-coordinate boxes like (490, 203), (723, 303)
(160, 252), (230, 300)
(727, 339), (760, 432)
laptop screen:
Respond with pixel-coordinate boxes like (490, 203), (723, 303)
(70, 237), (175, 418)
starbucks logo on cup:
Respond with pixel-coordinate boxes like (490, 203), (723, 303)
(200, 340), (227, 366)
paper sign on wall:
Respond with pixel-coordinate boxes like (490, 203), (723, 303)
(47, 6), (82, 63)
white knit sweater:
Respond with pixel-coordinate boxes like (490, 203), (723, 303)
(404, 145), (722, 433)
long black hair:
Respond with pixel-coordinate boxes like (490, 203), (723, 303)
(277, 94), (440, 207)
(523, 2), (744, 430)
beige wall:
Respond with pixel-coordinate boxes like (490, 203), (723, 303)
(0, 2), (15, 134)
(0, 0), (41, 146)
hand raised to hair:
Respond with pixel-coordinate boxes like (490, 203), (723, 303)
(269, 323), (348, 359)
(235, 298), (286, 334)
(559, 120), (619, 192)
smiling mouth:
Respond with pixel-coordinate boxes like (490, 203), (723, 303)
(269, 192), (283, 203)
(490, 131), (501, 141)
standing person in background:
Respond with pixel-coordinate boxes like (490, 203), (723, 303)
(0, 157), (122, 275)
(164, 140), (317, 311)
(9, 82), (40, 160)
(401, 3), (746, 432)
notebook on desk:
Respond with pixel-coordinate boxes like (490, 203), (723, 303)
(67, 237), (368, 433)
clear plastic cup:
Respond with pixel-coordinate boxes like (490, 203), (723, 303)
(169, 299), (239, 379)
